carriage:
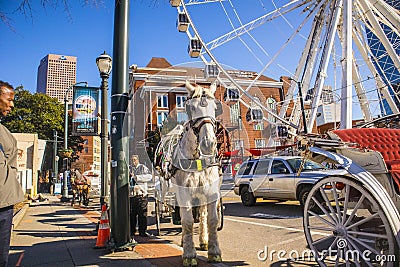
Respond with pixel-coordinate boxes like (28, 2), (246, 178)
(299, 127), (400, 266)
(70, 169), (91, 206)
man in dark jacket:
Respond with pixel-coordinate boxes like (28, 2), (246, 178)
(0, 81), (24, 267)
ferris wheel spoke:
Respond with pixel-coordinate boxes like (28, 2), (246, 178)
(202, 0), (310, 52)
(185, 0), (226, 6)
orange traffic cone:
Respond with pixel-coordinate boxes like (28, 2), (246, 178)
(94, 204), (110, 248)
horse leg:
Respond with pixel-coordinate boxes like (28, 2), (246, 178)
(198, 205), (208, 251)
(181, 206), (197, 267)
(207, 201), (222, 263)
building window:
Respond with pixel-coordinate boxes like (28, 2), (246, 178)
(253, 123), (264, 130)
(177, 112), (188, 123)
(83, 139), (88, 145)
(157, 94), (168, 108)
(84, 147), (89, 153)
(266, 97), (277, 122)
(176, 95), (187, 108)
(157, 111), (169, 126)
(230, 102), (241, 129)
(255, 138), (266, 148)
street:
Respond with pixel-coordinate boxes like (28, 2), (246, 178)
(146, 180), (320, 266)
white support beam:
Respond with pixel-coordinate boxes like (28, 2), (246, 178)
(340, 0), (352, 129)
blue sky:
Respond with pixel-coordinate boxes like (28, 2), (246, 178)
(0, 0), (385, 119)
(0, 1), (192, 92)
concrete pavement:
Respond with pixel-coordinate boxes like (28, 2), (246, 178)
(8, 195), (223, 267)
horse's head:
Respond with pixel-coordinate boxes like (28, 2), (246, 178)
(184, 81), (221, 156)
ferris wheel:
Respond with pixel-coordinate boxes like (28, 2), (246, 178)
(169, 0), (400, 134)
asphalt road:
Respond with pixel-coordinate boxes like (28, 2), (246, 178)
(146, 180), (320, 266)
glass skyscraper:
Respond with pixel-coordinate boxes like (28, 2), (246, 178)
(366, 0), (400, 115)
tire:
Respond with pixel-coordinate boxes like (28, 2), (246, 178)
(240, 186), (256, 206)
(299, 187), (321, 213)
(155, 199), (161, 236)
(217, 198), (224, 231)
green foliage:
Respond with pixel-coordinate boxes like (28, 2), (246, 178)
(2, 86), (84, 161)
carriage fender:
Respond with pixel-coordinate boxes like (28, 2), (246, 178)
(309, 146), (400, 246)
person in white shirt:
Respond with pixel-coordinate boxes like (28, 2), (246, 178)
(129, 155), (152, 237)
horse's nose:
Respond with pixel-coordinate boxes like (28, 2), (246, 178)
(200, 137), (216, 155)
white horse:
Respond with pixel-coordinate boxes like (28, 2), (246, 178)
(171, 81), (222, 267)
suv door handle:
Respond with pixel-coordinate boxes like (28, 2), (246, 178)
(269, 178), (273, 181)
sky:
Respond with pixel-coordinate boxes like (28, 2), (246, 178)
(0, 0), (387, 120)
(0, 0), (192, 92)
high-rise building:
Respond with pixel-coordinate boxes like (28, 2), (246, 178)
(366, 0), (400, 115)
(36, 54), (77, 102)
(316, 86), (341, 128)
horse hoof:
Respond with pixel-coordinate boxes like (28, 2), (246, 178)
(199, 243), (208, 251)
(208, 254), (222, 263)
(183, 258), (198, 267)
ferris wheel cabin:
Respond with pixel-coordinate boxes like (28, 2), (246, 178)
(170, 0), (180, 7)
(223, 87), (240, 104)
(204, 63), (219, 81)
(246, 107), (263, 124)
(177, 12), (189, 32)
(188, 38), (202, 58)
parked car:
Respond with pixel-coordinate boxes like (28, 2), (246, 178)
(233, 156), (346, 207)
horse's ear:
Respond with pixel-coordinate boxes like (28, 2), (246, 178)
(185, 80), (196, 95)
(210, 81), (217, 95)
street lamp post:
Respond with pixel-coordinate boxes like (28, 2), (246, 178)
(53, 130), (59, 194)
(61, 81), (88, 202)
(96, 51), (112, 208)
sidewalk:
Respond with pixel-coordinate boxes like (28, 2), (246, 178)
(8, 195), (224, 267)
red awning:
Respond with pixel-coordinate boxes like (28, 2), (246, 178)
(222, 150), (240, 157)
(246, 144), (296, 156)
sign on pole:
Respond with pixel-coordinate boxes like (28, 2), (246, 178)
(72, 86), (100, 136)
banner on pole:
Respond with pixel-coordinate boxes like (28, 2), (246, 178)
(72, 86), (99, 136)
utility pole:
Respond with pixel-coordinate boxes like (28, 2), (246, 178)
(110, 0), (133, 250)
(53, 130), (58, 194)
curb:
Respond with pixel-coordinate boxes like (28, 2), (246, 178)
(12, 202), (30, 231)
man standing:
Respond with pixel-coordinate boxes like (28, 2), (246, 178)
(0, 81), (24, 267)
(129, 155), (152, 237)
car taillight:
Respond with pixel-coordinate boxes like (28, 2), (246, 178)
(335, 182), (345, 190)
(324, 184), (332, 189)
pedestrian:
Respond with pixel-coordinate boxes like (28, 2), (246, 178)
(129, 155), (152, 237)
(0, 81), (24, 267)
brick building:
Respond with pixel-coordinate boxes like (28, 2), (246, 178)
(128, 57), (291, 174)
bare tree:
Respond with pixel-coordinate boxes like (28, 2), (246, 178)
(1, 0), (104, 31)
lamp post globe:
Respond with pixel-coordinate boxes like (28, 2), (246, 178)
(96, 51), (112, 78)
(96, 51), (112, 208)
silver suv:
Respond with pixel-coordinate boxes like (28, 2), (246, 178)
(233, 156), (345, 207)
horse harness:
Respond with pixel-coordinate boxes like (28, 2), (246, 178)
(162, 91), (222, 175)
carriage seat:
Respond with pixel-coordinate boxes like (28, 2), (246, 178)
(332, 128), (400, 192)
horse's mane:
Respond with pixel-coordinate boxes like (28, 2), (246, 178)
(189, 84), (215, 99)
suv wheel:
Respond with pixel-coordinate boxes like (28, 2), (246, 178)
(241, 186), (256, 206)
(299, 187), (321, 212)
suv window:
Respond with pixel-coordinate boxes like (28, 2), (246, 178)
(253, 160), (270, 175)
(271, 160), (289, 174)
(237, 161), (255, 176)
(286, 158), (325, 172)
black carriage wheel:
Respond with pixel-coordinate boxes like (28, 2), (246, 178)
(303, 176), (398, 267)
(155, 199), (161, 236)
(241, 186), (256, 207)
(217, 198), (224, 231)
(299, 187), (322, 213)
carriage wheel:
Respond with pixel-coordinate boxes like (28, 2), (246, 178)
(155, 198), (162, 236)
(217, 198), (224, 231)
(303, 176), (398, 267)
